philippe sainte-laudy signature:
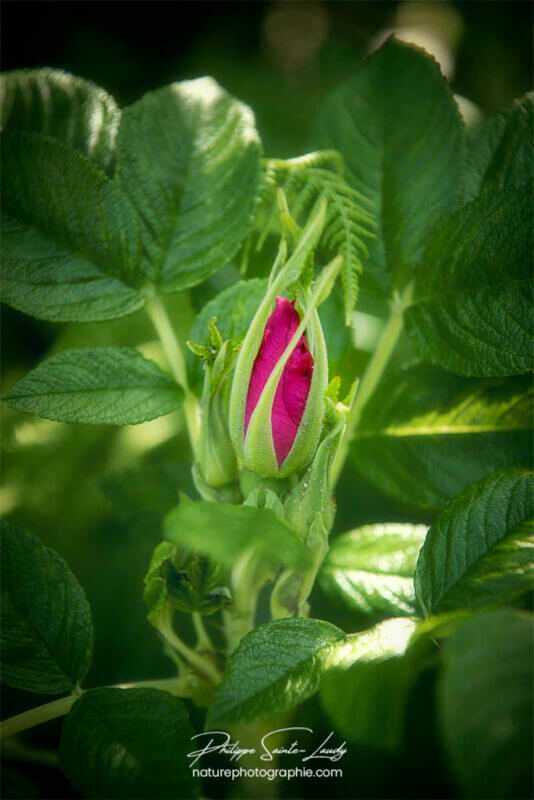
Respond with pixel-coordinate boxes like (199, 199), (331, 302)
(187, 728), (347, 767)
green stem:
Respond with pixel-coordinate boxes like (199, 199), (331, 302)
(1, 695), (77, 740)
(145, 294), (200, 457)
(2, 738), (60, 767)
(331, 281), (414, 486)
(158, 609), (221, 685)
(192, 612), (213, 651)
(1, 676), (192, 742)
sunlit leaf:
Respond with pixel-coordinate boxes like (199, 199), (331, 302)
(320, 618), (431, 751)
(310, 38), (464, 291)
(319, 524), (427, 623)
(1, 132), (145, 322)
(352, 365), (532, 509)
(415, 468), (534, 615)
(1, 68), (120, 172)
(116, 77), (262, 290)
(4, 347), (183, 425)
(208, 617), (346, 724)
(164, 496), (311, 571)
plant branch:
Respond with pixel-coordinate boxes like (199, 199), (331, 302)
(0, 675), (194, 742)
(157, 608), (221, 685)
(331, 281), (414, 486)
(145, 294), (200, 457)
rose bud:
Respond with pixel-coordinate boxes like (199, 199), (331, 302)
(245, 297), (313, 468)
(229, 198), (342, 479)
(230, 292), (328, 479)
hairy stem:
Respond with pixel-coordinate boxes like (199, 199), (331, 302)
(331, 281), (414, 486)
(145, 294), (200, 458)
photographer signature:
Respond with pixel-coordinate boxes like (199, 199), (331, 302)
(188, 728), (347, 766)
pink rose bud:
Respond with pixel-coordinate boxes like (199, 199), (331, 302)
(245, 297), (314, 466)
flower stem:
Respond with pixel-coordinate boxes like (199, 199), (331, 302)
(145, 294), (200, 458)
(331, 281), (414, 486)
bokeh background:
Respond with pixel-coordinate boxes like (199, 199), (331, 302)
(1, 2), (532, 798)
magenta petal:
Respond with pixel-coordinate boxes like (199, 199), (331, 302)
(245, 296), (314, 467)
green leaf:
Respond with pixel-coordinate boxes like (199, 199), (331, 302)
(310, 38), (465, 290)
(0, 68), (120, 172)
(352, 365), (533, 510)
(164, 496), (311, 572)
(464, 92), (533, 200)
(415, 468), (534, 615)
(440, 519), (533, 611)
(1, 519), (93, 694)
(319, 524), (427, 623)
(187, 278), (267, 392)
(207, 617), (346, 724)
(405, 182), (533, 376)
(320, 618), (430, 751)
(439, 609), (533, 799)
(116, 77), (262, 290)
(143, 541), (231, 621)
(59, 688), (198, 799)
(258, 154), (376, 322)
(1, 131), (145, 322)
(4, 347), (183, 425)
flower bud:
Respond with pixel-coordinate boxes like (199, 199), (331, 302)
(188, 324), (239, 493)
(246, 297), (313, 467)
(231, 296), (328, 478)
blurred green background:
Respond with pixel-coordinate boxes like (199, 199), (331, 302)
(1, 2), (532, 798)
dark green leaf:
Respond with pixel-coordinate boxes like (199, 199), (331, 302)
(1, 131), (144, 322)
(439, 609), (533, 799)
(116, 77), (262, 289)
(164, 495), (311, 571)
(208, 617), (346, 724)
(1, 519), (93, 694)
(187, 278), (267, 392)
(319, 524), (427, 623)
(464, 92), (533, 200)
(59, 688), (198, 799)
(0, 68), (120, 172)
(353, 365), (533, 509)
(415, 468), (534, 615)
(405, 182), (533, 376)
(320, 618), (430, 751)
(4, 347), (183, 425)
(310, 38), (464, 290)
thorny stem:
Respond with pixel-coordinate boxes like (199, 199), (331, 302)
(331, 281), (414, 486)
(145, 294), (201, 458)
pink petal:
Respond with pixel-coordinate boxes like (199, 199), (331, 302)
(245, 297), (314, 466)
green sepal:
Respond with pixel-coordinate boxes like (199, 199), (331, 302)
(284, 422), (344, 538)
